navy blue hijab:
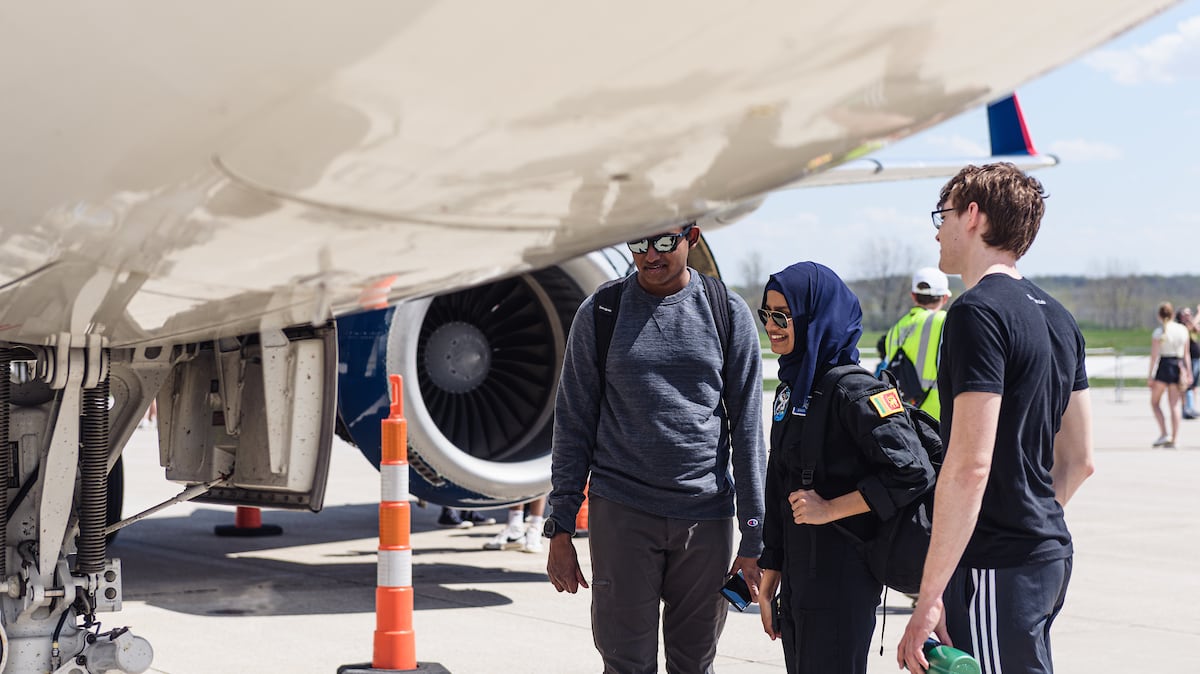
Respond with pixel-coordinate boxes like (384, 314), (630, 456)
(763, 261), (862, 413)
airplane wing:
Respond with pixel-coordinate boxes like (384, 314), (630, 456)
(784, 94), (1059, 188)
(0, 2), (1179, 672)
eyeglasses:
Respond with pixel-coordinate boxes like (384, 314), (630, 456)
(627, 224), (695, 254)
(757, 309), (793, 329)
(931, 207), (954, 229)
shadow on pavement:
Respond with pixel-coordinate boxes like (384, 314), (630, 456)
(109, 502), (546, 618)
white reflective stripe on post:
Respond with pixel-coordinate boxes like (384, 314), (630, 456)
(381, 464), (409, 503)
(378, 549), (413, 588)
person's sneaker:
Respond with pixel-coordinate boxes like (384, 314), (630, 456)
(521, 527), (544, 553)
(462, 511), (497, 526)
(1162, 441), (1176, 449)
(483, 525), (526, 550)
(1152, 435), (1170, 447)
(437, 508), (472, 529)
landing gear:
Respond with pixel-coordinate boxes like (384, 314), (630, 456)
(1, 340), (154, 674)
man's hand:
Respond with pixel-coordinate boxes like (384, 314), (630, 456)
(757, 568), (781, 640)
(729, 555), (762, 602)
(896, 595), (948, 673)
(788, 489), (835, 525)
(546, 534), (588, 593)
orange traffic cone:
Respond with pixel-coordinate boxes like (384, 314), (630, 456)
(338, 374), (449, 674)
(214, 506), (283, 537)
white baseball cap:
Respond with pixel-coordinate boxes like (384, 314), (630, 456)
(912, 267), (951, 297)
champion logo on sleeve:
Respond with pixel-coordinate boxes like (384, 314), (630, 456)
(746, 518), (760, 528)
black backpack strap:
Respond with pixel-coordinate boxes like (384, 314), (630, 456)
(700, 271), (734, 431)
(796, 364), (862, 488)
(699, 273), (730, 357)
(593, 279), (624, 395)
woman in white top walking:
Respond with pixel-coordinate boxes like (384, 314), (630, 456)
(1149, 301), (1192, 448)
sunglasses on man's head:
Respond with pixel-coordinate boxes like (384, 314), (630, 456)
(757, 309), (793, 329)
(627, 224), (695, 255)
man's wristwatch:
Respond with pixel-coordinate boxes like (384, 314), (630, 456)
(542, 517), (571, 539)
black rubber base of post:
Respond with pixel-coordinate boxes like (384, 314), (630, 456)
(337, 663), (450, 673)
(213, 523), (284, 537)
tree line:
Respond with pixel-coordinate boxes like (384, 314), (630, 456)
(726, 244), (1198, 331)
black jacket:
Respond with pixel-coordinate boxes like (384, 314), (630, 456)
(759, 368), (935, 571)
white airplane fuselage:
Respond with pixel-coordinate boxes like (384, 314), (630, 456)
(1, 1), (1173, 348)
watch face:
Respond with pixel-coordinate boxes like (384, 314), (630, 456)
(542, 518), (558, 538)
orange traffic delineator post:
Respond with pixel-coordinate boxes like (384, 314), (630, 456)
(575, 484), (590, 537)
(214, 506), (283, 537)
(339, 375), (449, 674)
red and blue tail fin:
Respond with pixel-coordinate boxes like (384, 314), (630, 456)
(987, 93), (1038, 156)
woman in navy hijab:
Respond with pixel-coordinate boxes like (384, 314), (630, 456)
(755, 262), (934, 674)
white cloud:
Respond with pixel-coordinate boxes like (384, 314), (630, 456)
(1046, 139), (1123, 161)
(860, 206), (927, 228)
(1084, 15), (1200, 84)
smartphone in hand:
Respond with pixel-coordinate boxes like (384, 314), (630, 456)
(719, 570), (752, 611)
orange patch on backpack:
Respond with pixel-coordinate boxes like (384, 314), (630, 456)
(869, 389), (904, 418)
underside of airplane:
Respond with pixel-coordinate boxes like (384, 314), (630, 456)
(0, 1), (1176, 671)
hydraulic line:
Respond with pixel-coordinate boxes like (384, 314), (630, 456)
(77, 376), (108, 574)
(0, 346), (9, 580)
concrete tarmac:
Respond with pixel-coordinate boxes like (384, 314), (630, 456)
(110, 386), (1198, 673)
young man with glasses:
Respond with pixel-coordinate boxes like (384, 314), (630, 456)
(546, 221), (767, 673)
(898, 163), (1096, 674)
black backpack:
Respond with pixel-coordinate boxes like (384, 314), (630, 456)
(593, 274), (731, 393)
(882, 321), (932, 407)
(799, 364), (943, 594)
(883, 349), (929, 408)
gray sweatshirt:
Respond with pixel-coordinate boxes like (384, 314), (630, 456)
(548, 271), (766, 557)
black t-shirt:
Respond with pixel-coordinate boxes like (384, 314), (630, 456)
(938, 274), (1088, 568)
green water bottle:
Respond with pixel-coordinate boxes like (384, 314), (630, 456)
(923, 638), (981, 674)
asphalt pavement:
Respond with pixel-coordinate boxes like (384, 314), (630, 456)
(109, 385), (1199, 673)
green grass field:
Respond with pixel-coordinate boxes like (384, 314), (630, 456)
(758, 327), (1152, 389)
(760, 328), (1149, 354)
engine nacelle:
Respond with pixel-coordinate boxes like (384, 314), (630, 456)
(336, 239), (723, 508)
(336, 251), (624, 506)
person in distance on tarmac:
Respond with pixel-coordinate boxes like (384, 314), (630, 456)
(1149, 301), (1191, 448)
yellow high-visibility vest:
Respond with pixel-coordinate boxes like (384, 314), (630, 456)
(883, 306), (947, 420)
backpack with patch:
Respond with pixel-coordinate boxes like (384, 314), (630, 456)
(592, 273), (731, 394)
(800, 364), (943, 594)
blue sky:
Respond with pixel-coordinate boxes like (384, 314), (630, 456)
(707, 2), (1200, 285)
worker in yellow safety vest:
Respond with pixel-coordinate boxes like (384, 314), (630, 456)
(882, 267), (951, 420)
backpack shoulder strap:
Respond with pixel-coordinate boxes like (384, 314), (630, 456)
(797, 364), (863, 487)
(699, 273), (731, 357)
(699, 272), (734, 433)
(593, 279), (624, 394)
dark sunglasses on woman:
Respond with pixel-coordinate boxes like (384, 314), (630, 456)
(627, 224), (695, 254)
(758, 309), (793, 329)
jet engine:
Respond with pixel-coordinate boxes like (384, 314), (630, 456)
(336, 239), (722, 508)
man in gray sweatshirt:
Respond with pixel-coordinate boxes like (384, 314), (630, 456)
(545, 221), (767, 673)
